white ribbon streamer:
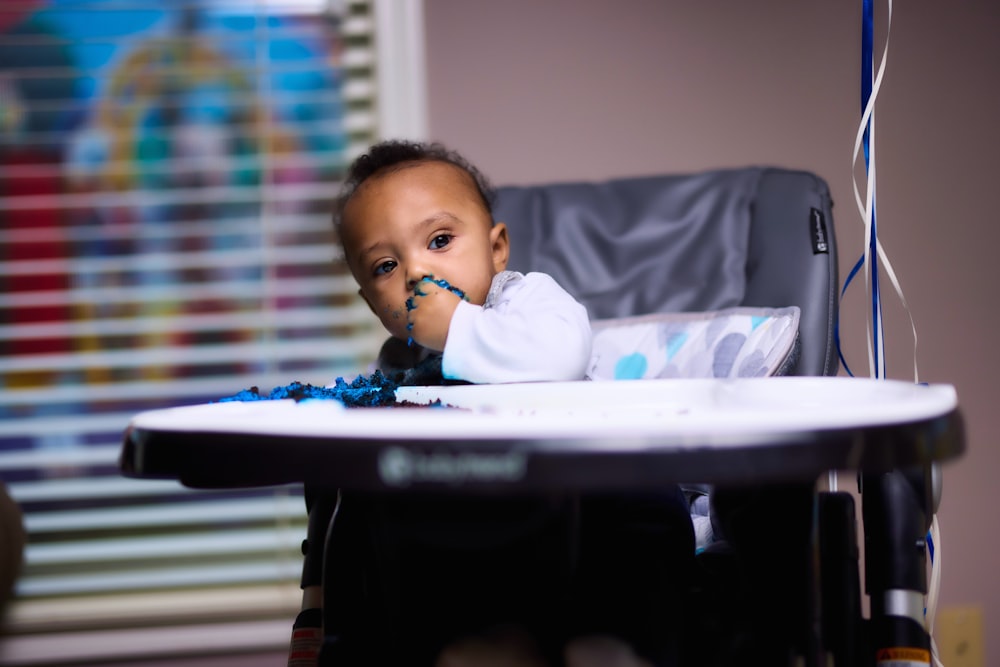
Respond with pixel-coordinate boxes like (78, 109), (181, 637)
(850, 0), (920, 383)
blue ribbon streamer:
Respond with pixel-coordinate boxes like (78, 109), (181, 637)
(862, 0), (874, 163)
(835, 255), (866, 377)
(839, 0), (884, 378)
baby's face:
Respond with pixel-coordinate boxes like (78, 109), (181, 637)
(340, 161), (509, 342)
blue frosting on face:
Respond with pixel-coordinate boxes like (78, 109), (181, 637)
(419, 276), (467, 299)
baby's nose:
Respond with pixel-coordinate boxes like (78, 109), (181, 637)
(406, 267), (432, 290)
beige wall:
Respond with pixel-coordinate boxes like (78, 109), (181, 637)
(424, 0), (1000, 661)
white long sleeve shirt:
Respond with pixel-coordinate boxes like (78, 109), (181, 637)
(442, 271), (592, 384)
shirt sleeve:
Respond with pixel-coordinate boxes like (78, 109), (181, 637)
(441, 272), (592, 384)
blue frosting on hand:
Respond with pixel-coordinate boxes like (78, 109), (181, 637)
(404, 276), (468, 348)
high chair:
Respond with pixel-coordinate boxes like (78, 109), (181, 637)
(280, 167), (948, 666)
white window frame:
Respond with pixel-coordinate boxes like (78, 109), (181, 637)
(374, 0), (429, 141)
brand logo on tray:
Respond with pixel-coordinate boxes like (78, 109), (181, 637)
(378, 447), (527, 486)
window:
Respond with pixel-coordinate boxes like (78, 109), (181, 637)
(0, 1), (425, 662)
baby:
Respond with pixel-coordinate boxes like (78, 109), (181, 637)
(317, 141), (678, 667)
(336, 140), (592, 386)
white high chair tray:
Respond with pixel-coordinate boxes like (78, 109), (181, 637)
(121, 377), (963, 491)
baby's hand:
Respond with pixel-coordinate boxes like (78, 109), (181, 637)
(406, 277), (463, 352)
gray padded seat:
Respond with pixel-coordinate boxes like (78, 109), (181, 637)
(494, 167), (838, 378)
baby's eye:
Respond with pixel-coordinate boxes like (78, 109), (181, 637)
(373, 260), (397, 276)
(429, 234), (452, 250)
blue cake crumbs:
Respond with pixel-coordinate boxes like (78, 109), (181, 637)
(217, 371), (451, 408)
(218, 371), (399, 408)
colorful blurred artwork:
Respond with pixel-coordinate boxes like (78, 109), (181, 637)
(0, 1), (356, 399)
(0, 4), (376, 639)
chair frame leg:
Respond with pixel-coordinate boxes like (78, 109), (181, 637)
(861, 468), (934, 665)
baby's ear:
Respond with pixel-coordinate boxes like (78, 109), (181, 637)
(490, 222), (510, 272)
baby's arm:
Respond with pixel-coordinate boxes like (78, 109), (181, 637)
(440, 273), (592, 384)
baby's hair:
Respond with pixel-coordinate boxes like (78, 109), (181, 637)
(333, 140), (497, 232)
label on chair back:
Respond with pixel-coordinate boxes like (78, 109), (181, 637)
(810, 207), (830, 254)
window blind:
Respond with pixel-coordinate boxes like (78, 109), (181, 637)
(0, 1), (388, 663)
